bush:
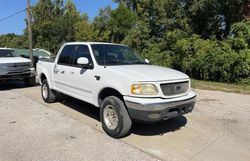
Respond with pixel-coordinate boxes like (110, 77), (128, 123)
(177, 36), (250, 83)
(141, 43), (173, 67)
(143, 29), (250, 83)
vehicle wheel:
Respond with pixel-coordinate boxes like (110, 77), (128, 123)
(25, 76), (36, 86)
(41, 79), (56, 103)
(100, 96), (132, 138)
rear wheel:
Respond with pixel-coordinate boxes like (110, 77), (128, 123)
(41, 79), (56, 103)
(100, 96), (132, 138)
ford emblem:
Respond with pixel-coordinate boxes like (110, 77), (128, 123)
(175, 85), (181, 91)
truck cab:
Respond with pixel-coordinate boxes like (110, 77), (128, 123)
(37, 42), (196, 138)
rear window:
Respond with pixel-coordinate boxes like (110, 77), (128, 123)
(0, 50), (15, 57)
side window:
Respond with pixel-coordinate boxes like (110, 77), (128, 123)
(58, 45), (76, 65)
(73, 45), (93, 66)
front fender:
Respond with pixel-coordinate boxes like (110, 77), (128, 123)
(94, 81), (129, 107)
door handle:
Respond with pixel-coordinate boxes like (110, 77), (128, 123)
(54, 68), (59, 73)
(71, 71), (75, 75)
(61, 71), (65, 74)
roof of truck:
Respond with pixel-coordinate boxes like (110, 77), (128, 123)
(0, 47), (14, 50)
(64, 42), (128, 46)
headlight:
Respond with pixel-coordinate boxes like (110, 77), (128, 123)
(29, 62), (34, 68)
(131, 84), (158, 95)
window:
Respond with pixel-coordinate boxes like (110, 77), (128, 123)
(0, 50), (15, 57)
(91, 44), (146, 66)
(73, 45), (93, 66)
(58, 45), (76, 65)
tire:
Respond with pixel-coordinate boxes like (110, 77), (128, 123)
(41, 79), (56, 103)
(25, 76), (36, 86)
(100, 96), (132, 138)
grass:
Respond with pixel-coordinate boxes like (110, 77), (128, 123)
(191, 79), (250, 94)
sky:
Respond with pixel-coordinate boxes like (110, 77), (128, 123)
(0, 0), (117, 35)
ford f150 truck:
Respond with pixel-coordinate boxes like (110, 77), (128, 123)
(0, 48), (36, 85)
(37, 42), (196, 138)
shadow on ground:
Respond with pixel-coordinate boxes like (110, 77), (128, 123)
(0, 81), (39, 90)
(131, 116), (187, 136)
(58, 95), (101, 122)
(58, 94), (187, 136)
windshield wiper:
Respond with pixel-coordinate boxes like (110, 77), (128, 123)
(107, 60), (131, 65)
(129, 60), (147, 65)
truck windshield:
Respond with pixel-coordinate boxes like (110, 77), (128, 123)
(0, 50), (15, 57)
(91, 44), (147, 66)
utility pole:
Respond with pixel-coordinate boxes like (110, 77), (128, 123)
(27, 0), (33, 67)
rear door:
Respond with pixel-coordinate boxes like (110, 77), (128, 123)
(53, 45), (76, 93)
(66, 45), (96, 104)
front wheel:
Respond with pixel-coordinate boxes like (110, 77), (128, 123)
(41, 79), (56, 103)
(100, 96), (132, 138)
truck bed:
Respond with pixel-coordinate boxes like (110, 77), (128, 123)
(36, 58), (56, 85)
(38, 57), (56, 63)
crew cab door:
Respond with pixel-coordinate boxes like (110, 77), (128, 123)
(66, 45), (96, 104)
(53, 45), (76, 93)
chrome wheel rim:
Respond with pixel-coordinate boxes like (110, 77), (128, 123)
(103, 105), (118, 130)
(42, 84), (48, 99)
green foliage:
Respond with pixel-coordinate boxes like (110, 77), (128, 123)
(141, 42), (172, 67)
(180, 38), (250, 83)
(108, 4), (137, 43)
(75, 14), (94, 41)
(114, 0), (250, 84)
(230, 22), (250, 47)
(30, 0), (94, 54)
(1, 0), (249, 84)
(31, 0), (65, 53)
(93, 4), (136, 43)
(93, 6), (112, 42)
(0, 34), (28, 48)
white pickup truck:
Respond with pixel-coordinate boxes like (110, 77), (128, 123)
(0, 48), (35, 85)
(37, 42), (196, 138)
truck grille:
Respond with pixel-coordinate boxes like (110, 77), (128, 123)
(160, 81), (189, 96)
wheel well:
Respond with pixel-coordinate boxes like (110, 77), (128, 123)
(40, 73), (47, 82)
(98, 88), (124, 107)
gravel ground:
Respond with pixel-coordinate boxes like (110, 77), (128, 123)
(1, 82), (250, 161)
(0, 90), (159, 161)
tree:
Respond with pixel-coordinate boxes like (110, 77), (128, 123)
(186, 0), (222, 39)
(220, 0), (246, 38)
(0, 34), (28, 48)
(243, 0), (250, 20)
(75, 14), (94, 41)
(93, 4), (136, 43)
(113, 0), (138, 11)
(93, 6), (112, 42)
(31, 0), (65, 53)
(108, 4), (137, 43)
(11, 0), (248, 84)
(62, 0), (81, 41)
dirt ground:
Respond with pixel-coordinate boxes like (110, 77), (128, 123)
(0, 81), (250, 161)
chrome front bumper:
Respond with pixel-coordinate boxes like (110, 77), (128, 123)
(0, 68), (35, 81)
(124, 91), (196, 122)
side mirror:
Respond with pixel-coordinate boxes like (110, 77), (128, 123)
(145, 59), (150, 64)
(77, 57), (89, 67)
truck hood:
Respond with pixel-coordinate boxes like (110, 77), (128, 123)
(0, 57), (31, 64)
(107, 65), (189, 82)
